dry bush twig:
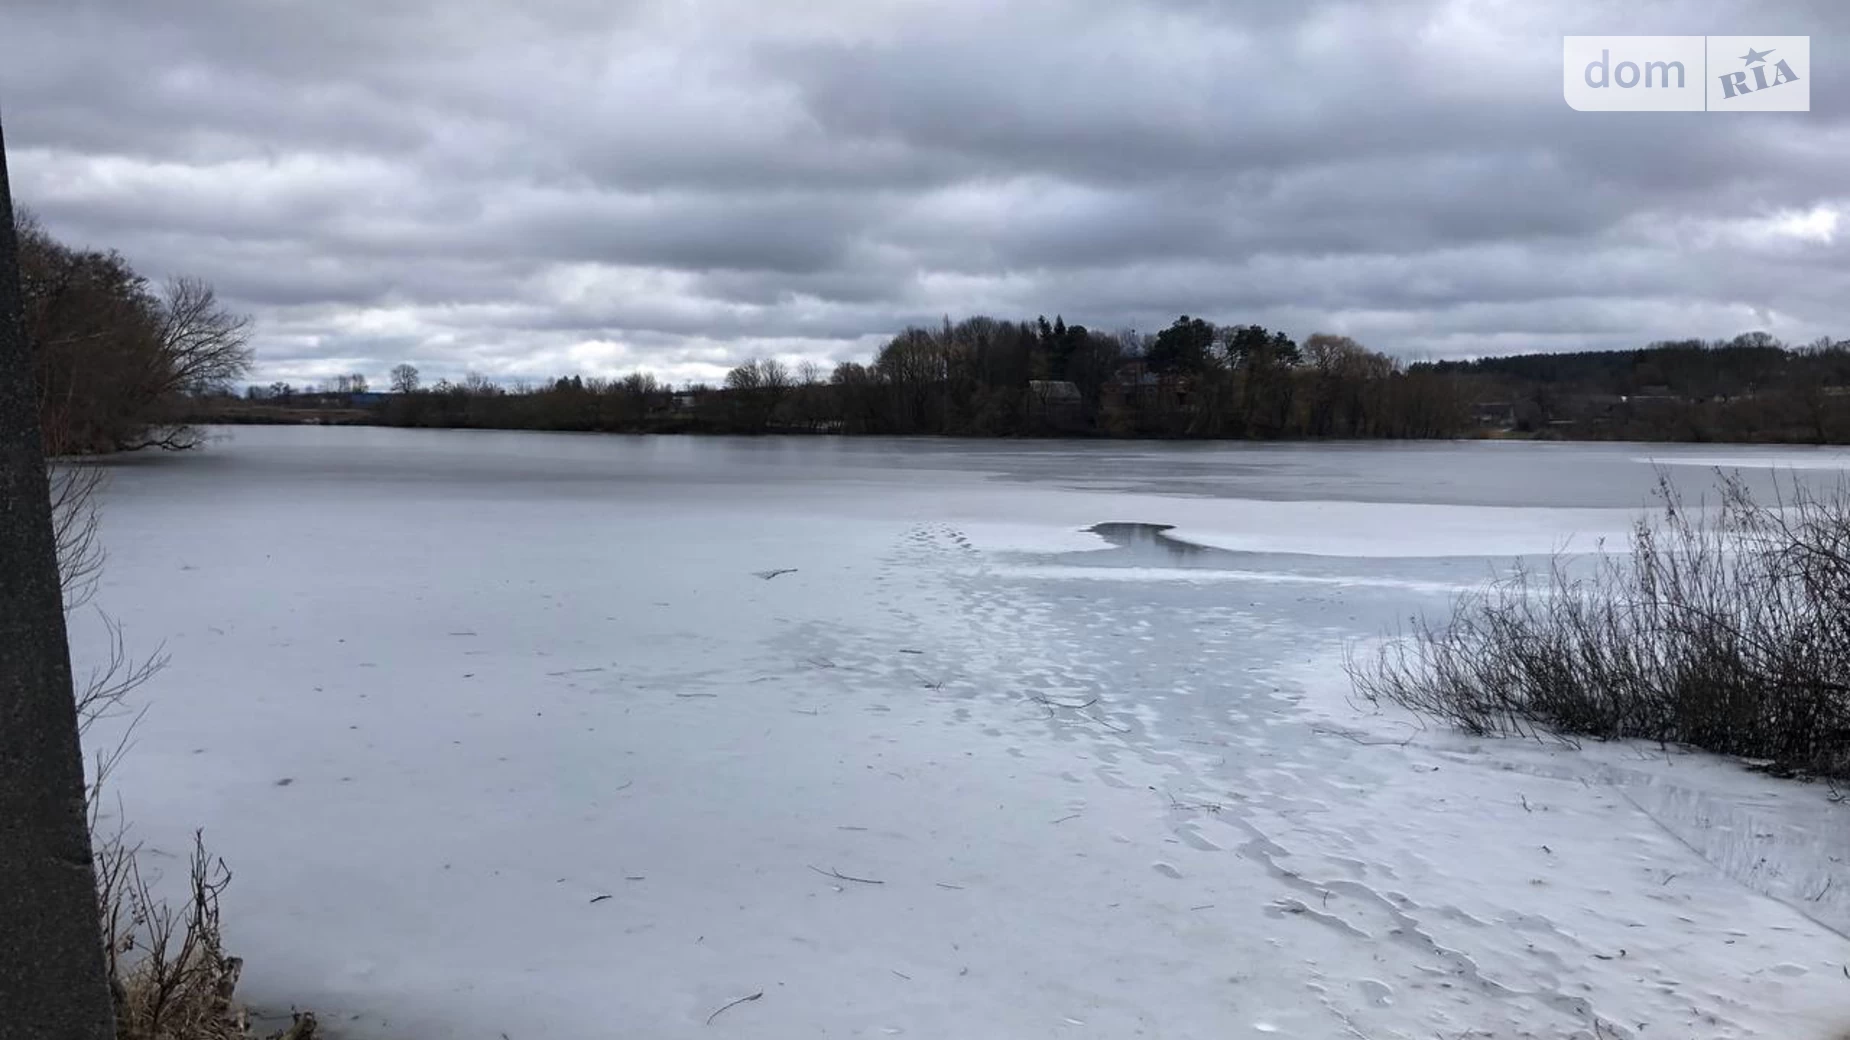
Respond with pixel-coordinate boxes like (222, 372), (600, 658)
(51, 457), (106, 610)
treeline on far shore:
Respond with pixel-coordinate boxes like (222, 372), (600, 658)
(212, 316), (1472, 440)
(202, 319), (1850, 444)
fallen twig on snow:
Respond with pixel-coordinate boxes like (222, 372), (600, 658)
(752, 569), (797, 581)
(1166, 791), (1223, 813)
(1083, 712), (1131, 733)
(1310, 724), (1415, 748)
(1032, 692), (1099, 710)
(705, 991), (763, 1025)
(809, 865), (884, 885)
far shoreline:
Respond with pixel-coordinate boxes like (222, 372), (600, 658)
(177, 408), (1850, 451)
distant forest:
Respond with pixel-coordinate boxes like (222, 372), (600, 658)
(207, 321), (1850, 444)
(1428, 336), (1850, 442)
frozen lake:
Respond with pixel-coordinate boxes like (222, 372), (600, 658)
(80, 427), (1850, 1039)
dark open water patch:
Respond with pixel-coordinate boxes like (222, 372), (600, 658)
(1085, 522), (1214, 563)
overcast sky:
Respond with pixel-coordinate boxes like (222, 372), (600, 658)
(3, 1), (1846, 387)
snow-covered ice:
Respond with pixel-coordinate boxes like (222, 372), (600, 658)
(75, 428), (1850, 1039)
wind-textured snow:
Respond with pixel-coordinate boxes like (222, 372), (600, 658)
(76, 428), (1850, 1039)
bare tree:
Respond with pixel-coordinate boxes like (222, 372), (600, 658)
(0, 106), (118, 1040)
(724, 358), (792, 431)
(155, 277), (252, 396)
(99, 276), (257, 451)
(389, 363), (420, 394)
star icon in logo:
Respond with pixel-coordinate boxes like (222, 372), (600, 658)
(1739, 46), (1775, 66)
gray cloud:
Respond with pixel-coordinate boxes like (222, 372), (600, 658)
(3, 0), (1849, 386)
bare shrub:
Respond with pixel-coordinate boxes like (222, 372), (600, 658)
(95, 830), (243, 1040)
(87, 799), (310, 1040)
(1351, 472), (1850, 777)
(90, 821), (317, 1040)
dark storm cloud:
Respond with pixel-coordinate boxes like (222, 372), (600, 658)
(3, 0), (1849, 385)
